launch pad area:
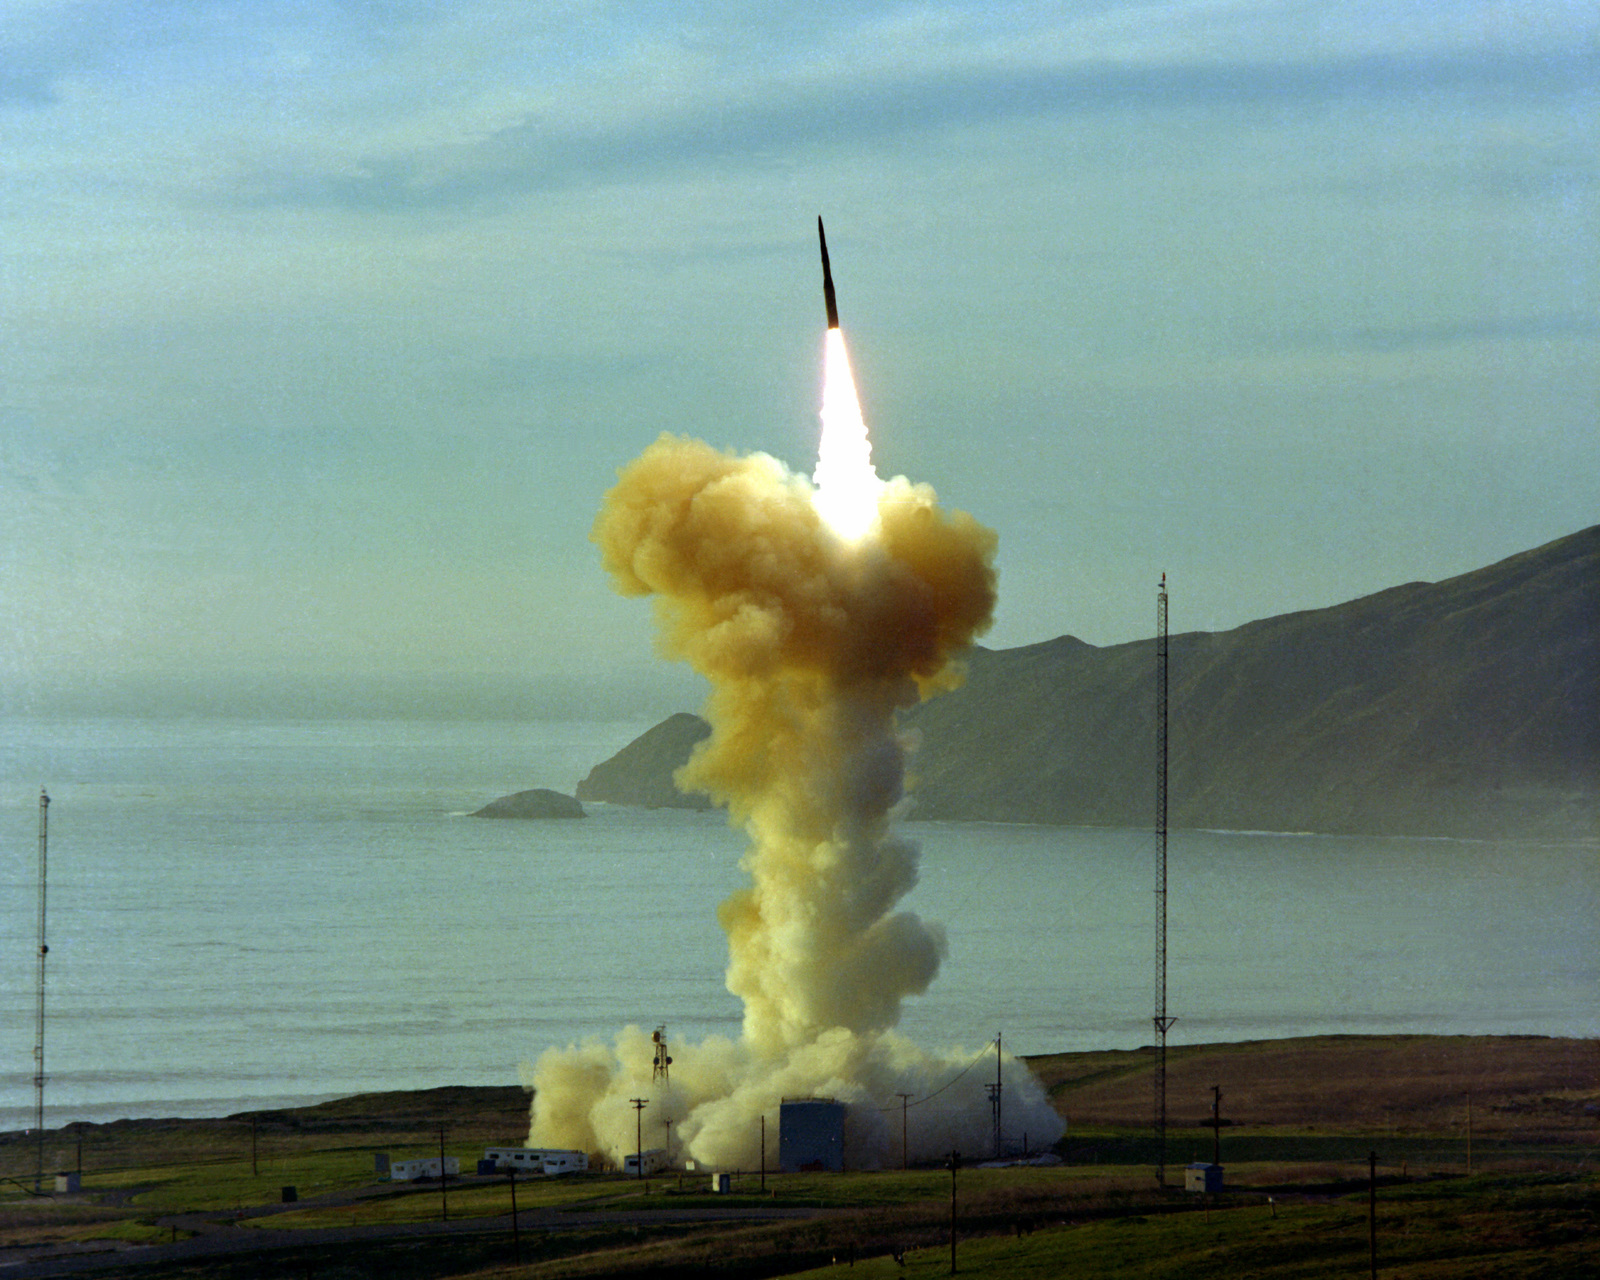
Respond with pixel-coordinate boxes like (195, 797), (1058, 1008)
(0, 1036), (1591, 1278)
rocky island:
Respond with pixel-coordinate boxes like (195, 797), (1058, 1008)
(470, 788), (585, 819)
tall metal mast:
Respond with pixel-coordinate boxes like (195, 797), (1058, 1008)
(1153, 577), (1175, 1188)
(35, 788), (50, 1192)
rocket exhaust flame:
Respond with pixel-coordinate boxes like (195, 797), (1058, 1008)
(812, 329), (883, 542)
(522, 225), (1063, 1171)
(813, 219), (881, 541)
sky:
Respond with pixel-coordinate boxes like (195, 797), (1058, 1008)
(2, 1), (1595, 720)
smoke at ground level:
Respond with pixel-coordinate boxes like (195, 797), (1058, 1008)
(524, 1025), (1063, 1168)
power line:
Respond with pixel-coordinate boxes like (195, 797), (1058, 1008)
(877, 1037), (999, 1112)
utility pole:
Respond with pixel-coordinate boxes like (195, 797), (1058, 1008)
(896, 1094), (912, 1170)
(760, 1114), (766, 1192)
(508, 1166), (520, 1266)
(630, 1099), (648, 1180)
(947, 1150), (960, 1274)
(439, 1127), (449, 1222)
(34, 789), (49, 1194)
(1368, 1150), (1379, 1280)
(1211, 1085), (1222, 1168)
(993, 1034), (1004, 1159)
(1153, 575), (1176, 1189)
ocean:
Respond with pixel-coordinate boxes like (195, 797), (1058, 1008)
(1, 714), (1595, 1131)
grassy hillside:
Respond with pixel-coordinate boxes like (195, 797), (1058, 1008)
(906, 525), (1598, 835)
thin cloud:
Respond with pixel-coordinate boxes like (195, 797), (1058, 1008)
(0, 64), (54, 108)
(230, 45), (1598, 212)
(1288, 311), (1600, 356)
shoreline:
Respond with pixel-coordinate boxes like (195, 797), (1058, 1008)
(4, 1033), (1593, 1146)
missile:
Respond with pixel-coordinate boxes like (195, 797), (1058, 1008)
(818, 216), (839, 330)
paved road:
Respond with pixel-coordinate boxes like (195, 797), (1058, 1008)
(1, 1181), (837, 1277)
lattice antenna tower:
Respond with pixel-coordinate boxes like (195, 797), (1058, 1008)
(34, 788), (50, 1193)
(1153, 576), (1176, 1189)
(651, 1026), (671, 1084)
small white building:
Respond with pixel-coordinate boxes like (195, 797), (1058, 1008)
(388, 1156), (460, 1182)
(1185, 1162), (1224, 1193)
(622, 1147), (668, 1176)
(483, 1147), (589, 1175)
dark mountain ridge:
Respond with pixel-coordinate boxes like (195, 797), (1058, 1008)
(577, 527), (1598, 838)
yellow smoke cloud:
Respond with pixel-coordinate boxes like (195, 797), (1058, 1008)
(593, 434), (995, 693)
(526, 430), (1063, 1169)
(594, 433), (994, 1052)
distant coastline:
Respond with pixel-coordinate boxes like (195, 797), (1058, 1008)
(576, 526), (1599, 840)
(4, 1034), (1592, 1142)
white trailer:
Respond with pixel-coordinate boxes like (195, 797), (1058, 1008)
(622, 1148), (668, 1176)
(388, 1156), (459, 1182)
(484, 1147), (548, 1171)
(483, 1147), (589, 1175)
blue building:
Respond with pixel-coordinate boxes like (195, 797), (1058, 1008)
(779, 1098), (847, 1173)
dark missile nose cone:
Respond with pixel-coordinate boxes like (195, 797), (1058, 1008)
(818, 217), (840, 329)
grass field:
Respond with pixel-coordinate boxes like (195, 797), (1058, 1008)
(1026, 1034), (1597, 1137)
(1, 1036), (1593, 1278)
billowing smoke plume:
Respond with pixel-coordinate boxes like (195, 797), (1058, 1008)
(597, 435), (994, 1052)
(525, 345), (1064, 1169)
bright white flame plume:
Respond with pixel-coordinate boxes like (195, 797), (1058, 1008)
(812, 329), (884, 541)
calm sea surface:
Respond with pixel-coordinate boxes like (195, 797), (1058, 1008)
(2, 715), (1595, 1130)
